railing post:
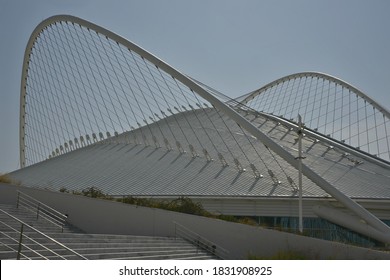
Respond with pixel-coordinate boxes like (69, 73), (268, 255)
(37, 203), (40, 219)
(17, 224), (24, 260)
(16, 192), (20, 208)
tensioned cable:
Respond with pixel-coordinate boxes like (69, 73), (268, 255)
(236, 113), (281, 176)
(87, 29), (124, 133)
(234, 102), (300, 182)
(307, 77), (320, 128)
(171, 78), (207, 154)
(287, 77), (303, 119)
(78, 25), (115, 133)
(302, 76), (313, 119)
(66, 23), (110, 134)
(142, 62), (181, 149)
(25, 65), (51, 159)
(330, 83), (338, 139)
(264, 83), (281, 114)
(383, 115), (390, 158)
(113, 45), (149, 144)
(364, 101), (369, 153)
(126, 49), (158, 146)
(53, 22), (90, 138)
(188, 82), (266, 169)
(183, 89), (222, 159)
(24, 95), (46, 161)
(68, 22), (116, 134)
(324, 80), (331, 135)
(316, 78), (326, 131)
(42, 24), (106, 147)
(35, 28), (70, 146)
(31, 43), (63, 153)
(178, 78), (280, 170)
(118, 47), (153, 146)
(44, 24), (83, 139)
(27, 63), (56, 159)
(155, 67), (192, 150)
(95, 32), (128, 133)
(191, 96), (237, 164)
(105, 40), (135, 132)
(211, 105), (252, 167)
(135, 56), (171, 147)
(276, 79), (291, 116)
(55, 22), (94, 135)
(33, 44), (62, 150)
(339, 85), (345, 142)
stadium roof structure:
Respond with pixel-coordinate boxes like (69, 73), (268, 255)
(9, 15), (390, 245)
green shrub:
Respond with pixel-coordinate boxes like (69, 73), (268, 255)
(118, 196), (210, 217)
(61, 187), (262, 228)
(162, 197), (207, 216)
(81, 186), (112, 199)
(118, 196), (154, 207)
(59, 187), (69, 193)
(0, 173), (12, 184)
(248, 250), (308, 260)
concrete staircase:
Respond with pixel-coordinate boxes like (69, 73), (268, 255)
(0, 204), (218, 260)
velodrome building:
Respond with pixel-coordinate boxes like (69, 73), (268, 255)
(7, 15), (390, 249)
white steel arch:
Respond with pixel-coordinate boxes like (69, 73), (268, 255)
(20, 15), (390, 243)
(237, 72), (390, 162)
(239, 72), (390, 118)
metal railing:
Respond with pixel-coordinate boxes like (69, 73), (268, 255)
(0, 208), (87, 260)
(173, 221), (229, 259)
(16, 191), (68, 232)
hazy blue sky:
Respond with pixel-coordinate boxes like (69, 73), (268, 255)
(1, 0), (389, 172)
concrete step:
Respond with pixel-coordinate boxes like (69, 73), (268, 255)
(1, 244), (216, 260)
(0, 232), (187, 244)
(0, 242), (196, 253)
(0, 203), (218, 260)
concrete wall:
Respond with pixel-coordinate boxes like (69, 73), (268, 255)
(1, 183), (389, 259)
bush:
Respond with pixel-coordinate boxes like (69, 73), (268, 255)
(61, 187), (261, 227)
(59, 187), (69, 193)
(118, 196), (210, 216)
(118, 196), (154, 207)
(0, 173), (12, 184)
(162, 197), (207, 216)
(248, 250), (308, 260)
(81, 186), (112, 199)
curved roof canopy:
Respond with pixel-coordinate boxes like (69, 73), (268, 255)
(17, 15), (390, 243)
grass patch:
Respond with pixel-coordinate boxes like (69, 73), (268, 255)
(248, 250), (308, 260)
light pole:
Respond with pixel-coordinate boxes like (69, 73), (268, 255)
(298, 114), (304, 233)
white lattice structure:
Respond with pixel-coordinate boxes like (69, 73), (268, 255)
(12, 15), (390, 246)
(237, 72), (390, 162)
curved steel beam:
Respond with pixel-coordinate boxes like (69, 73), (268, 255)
(20, 15), (390, 240)
(238, 72), (390, 120)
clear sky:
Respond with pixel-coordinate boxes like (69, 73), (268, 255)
(1, 0), (389, 173)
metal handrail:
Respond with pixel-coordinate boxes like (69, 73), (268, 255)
(16, 191), (67, 232)
(173, 221), (229, 259)
(0, 229), (50, 259)
(0, 240), (32, 260)
(0, 208), (87, 260)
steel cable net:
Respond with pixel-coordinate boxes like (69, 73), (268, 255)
(240, 74), (390, 162)
(22, 19), (306, 194)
